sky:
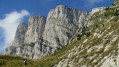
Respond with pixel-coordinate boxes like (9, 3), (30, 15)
(0, 0), (115, 54)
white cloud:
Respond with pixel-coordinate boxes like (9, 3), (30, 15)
(84, 0), (105, 8)
(88, 0), (104, 5)
(0, 10), (30, 51)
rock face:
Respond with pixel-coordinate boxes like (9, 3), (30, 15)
(43, 5), (89, 49)
(5, 22), (28, 54)
(5, 1), (119, 67)
(53, 1), (119, 67)
(11, 22), (28, 47)
(24, 15), (46, 44)
(5, 5), (89, 59)
(90, 7), (106, 15)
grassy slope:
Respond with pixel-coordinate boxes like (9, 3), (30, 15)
(0, 55), (30, 67)
(1, 20), (119, 67)
(1, 21), (119, 67)
(0, 41), (81, 67)
(1, 0), (119, 67)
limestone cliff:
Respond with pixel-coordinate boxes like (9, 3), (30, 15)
(5, 22), (28, 54)
(5, 0), (119, 67)
(53, 0), (119, 67)
(24, 15), (46, 44)
(5, 5), (89, 59)
(43, 5), (89, 49)
(12, 22), (28, 47)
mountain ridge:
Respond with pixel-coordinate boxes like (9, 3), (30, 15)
(3, 0), (119, 67)
(5, 5), (90, 59)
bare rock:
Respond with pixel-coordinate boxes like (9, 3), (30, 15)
(24, 15), (46, 44)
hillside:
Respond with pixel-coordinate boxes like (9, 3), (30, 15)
(54, 0), (119, 66)
(1, 0), (119, 67)
(5, 5), (89, 59)
(0, 41), (82, 67)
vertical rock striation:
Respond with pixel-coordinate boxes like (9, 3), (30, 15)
(5, 22), (28, 54)
(12, 22), (28, 47)
(43, 5), (89, 49)
(5, 5), (90, 59)
(24, 15), (46, 44)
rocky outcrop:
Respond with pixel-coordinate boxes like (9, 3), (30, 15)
(5, 5), (89, 59)
(53, 1), (119, 67)
(24, 15), (46, 44)
(90, 7), (106, 15)
(5, 15), (47, 59)
(11, 22), (28, 47)
(5, 22), (28, 54)
(43, 5), (89, 49)
(5, 1), (119, 67)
